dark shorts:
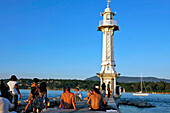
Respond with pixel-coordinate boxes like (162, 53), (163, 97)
(91, 108), (104, 111)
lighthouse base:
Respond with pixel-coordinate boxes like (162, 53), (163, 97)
(96, 73), (120, 96)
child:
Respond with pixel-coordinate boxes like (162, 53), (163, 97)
(33, 92), (44, 113)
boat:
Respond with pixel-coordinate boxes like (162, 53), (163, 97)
(123, 88), (125, 93)
(133, 73), (149, 96)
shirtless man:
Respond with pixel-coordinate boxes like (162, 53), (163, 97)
(87, 88), (106, 110)
(57, 87), (77, 110)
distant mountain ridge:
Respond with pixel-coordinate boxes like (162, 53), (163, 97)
(85, 76), (170, 83)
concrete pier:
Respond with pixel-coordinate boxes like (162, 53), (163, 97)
(42, 98), (119, 113)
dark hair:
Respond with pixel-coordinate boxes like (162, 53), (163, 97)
(40, 82), (47, 92)
(65, 87), (70, 92)
(76, 88), (79, 91)
(33, 78), (39, 83)
(94, 88), (100, 94)
(10, 75), (18, 81)
(34, 92), (39, 96)
(63, 87), (66, 92)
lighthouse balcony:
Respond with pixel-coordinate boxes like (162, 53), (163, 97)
(99, 20), (117, 26)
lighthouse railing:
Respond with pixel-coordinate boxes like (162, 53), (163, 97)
(99, 20), (117, 26)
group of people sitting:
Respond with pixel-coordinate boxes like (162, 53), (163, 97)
(0, 75), (109, 113)
(57, 86), (107, 111)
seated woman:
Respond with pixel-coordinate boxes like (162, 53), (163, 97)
(33, 92), (44, 113)
(38, 82), (48, 110)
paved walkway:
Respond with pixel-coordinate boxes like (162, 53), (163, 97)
(42, 98), (119, 113)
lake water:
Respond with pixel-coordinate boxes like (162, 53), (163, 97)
(119, 92), (170, 113)
(1, 90), (170, 113)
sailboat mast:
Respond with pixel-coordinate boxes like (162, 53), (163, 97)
(141, 73), (142, 93)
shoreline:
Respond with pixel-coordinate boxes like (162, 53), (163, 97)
(19, 89), (170, 94)
(20, 88), (90, 91)
(123, 91), (170, 94)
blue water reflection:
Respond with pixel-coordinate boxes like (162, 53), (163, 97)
(119, 93), (170, 113)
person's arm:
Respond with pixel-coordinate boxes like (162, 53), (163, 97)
(44, 91), (48, 109)
(15, 84), (21, 99)
(87, 97), (91, 106)
(72, 96), (77, 110)
(6, 82), (9, 90)
(57, 93), (63, 109)
(102, 97), (106, 105)
(74, 93), (78, 96)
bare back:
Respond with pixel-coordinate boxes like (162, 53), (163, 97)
(61, 92), (74, 108)
(89, 94), (103, 109)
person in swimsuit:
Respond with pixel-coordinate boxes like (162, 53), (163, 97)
(24, 78), (39, 112)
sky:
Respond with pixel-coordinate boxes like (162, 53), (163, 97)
(0, 0), (170, 80)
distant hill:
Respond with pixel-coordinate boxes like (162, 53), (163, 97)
(85, 76), (170, 83)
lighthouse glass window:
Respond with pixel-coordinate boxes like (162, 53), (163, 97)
(106, 14), (110, 20)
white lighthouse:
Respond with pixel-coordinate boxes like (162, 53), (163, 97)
(97, 0), (120, 96)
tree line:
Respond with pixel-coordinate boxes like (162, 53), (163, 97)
(119, 81), (170, 93)
(0, 79), (170, 93)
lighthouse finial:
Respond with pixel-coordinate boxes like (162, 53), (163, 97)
(107, 0), (111, 8)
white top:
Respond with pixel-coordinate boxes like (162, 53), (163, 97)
(7, 81), (18, 95)
(104, 7), (112, 12)
(77, 91), (83, 100)
(0, 97), (13, 113)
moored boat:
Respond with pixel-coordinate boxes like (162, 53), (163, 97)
(133, 73), (149, 96)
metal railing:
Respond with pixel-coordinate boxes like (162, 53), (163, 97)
(99, 20), (117, 26)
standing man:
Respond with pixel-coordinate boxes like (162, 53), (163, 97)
(7, 75), (21, 111)
(101, 83), (106, 97)
(107, 82), (111, 98)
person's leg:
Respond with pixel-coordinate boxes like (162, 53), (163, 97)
(45, 97), (48, 109)
(75, 96), (81, 101)
(108, 90), (110, 98)
(103, 90), (106, 97)
(60, 99), (65, 108)
(25, 100), (32, 112)
(101, 90), (105, 97)
(9, 93), (13, 103)
(13, 95), (18, 110)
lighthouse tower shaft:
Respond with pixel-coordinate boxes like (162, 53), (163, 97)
(97, 3), (120, 96)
